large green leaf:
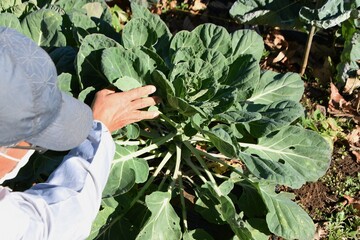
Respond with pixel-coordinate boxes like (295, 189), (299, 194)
(194, 23), (232, 58)
(76, 33), (120, 88)
(203, 126), (239, 158)
(195, 182), (256, 239)
(122, 18), (157, 49)
(169, 30), (205, 59)
(49, 46), (77, 74)
(55, 0), (112, 23)
(259, 183), (315, 240)
(21, 9), (66, 47)
(130, 2), (171, 55)
(226, 55), (260, 101)
(0, 0), (21, 12)
(229, 0), (303, 28)
(101, 47), (156, 85)
(230, 29), (264, 63)
(336, 31), (360, 83)
(0, 12), (21, 32)
(241, 126), (331, 188)
(201, 49), (229, 83)
(136, 191), (182, 240)
(246, 100), (304, 137)
(299, 0), (360, 29)
(248, 71), (304, 105)
(103, 144), (149, 197)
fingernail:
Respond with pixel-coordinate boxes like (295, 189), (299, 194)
(149, 85), (156, 94)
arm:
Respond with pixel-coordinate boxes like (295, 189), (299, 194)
(0, 121), (114, 239)
(0, 85), (159, 239)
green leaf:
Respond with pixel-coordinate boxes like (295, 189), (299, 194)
(299, 0), (359, 29)
(122, 18), (157, 49)
(229, 0), (303, 28)
(195, 182), (254, 239)
(102, 144), (149, 197)
(336, 31), (360, 83)
(21, 9), (66, 47)
(241, 126), (331, 188)
(113, 76), (143, 91)
(151, 70), (175, 99)
(101, 47), (156, 85)
(87, 204), (116, 239)
(136, 191), (181, 240)
(57, 73), (74, 95)
(194, 23), (232, 57)
(248, 71), (304, 105)
(0, 13), (21, 32)
(201, 49), (229, 83)
(183, 229), (214, 240)
(226, 55), (260, 100)
(216, 110), (262, 124)
(170, 30), (205, 58)
(229, 0), (302, 28)
(203, 127), (239, 158)
(130, 2), (171, 55)
(0, 0), (21, 12)
(230, 29), (264, 63)
(49, 46), (77, 74)
(259, 183), (315, 240)
(76, 33), (120, 88)
(168, 95), (206, 117)
(170, 58), (217, 101)
(246, 100), (304, 137)
(209, 85), (237, 115)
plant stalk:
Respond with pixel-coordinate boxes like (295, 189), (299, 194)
(300, 25), (316, 76)
(112, 132), (176, 163)
(184, 141), (222, 196)
(178, 172), (188, 231)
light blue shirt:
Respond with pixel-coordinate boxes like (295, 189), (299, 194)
(0, 121), (115, 239)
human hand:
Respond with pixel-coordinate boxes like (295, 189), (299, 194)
(91, 85), (160, 132)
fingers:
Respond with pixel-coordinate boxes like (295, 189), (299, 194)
(131, 96), (160, 110)
(122, 85), (157, 100)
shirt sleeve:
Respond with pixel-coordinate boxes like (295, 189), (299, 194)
(0, 121), (115, 240)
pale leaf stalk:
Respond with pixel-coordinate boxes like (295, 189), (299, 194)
(169, 142), (182, 191)
(193, 147), (248, 180)
(183, 157), (207, 184)
(158, 168), (171, 190)
(160, 112), (178, 129)
(112, 132), (176, 163)
(115, 140), (146, 146)
(184, 141), (222, 196)
(178, 171), (188, 231)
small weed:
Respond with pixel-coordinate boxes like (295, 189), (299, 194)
(299, 109), (347, 145)
(322, 173), (360, 197)
(327, 205), (360, 240)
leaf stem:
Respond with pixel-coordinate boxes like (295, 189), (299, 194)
(193, 147), (248, 180)
(184, 141), (217, 184)
(112, 132), (176, 163)
(183, 157), (207, 184)
(178, 172), (188, 231)
(160, 112), (178, 129)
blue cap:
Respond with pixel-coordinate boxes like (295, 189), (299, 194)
(0, 27), (93, 151)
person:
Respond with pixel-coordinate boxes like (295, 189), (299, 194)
(0, 26), (159, 239)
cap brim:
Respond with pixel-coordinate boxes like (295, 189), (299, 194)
(27, 93), (93, 151)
